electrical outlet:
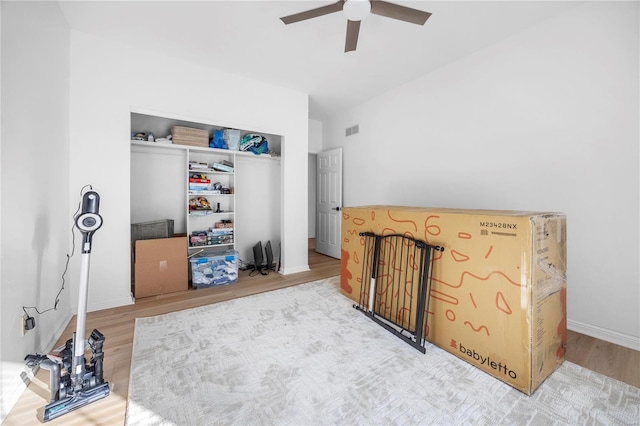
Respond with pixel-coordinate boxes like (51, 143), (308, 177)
(21, 314), (28, 336)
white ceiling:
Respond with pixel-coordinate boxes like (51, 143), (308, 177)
(57, 1), (580, 120)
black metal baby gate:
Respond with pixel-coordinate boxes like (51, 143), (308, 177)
(353, 232), (444, 353)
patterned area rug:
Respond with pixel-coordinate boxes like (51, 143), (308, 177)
(126, 277), (640, 425)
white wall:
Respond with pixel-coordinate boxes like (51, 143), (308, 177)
(67, 30), (310, 315)
(308, 154), (317, 238)
(130, 145), (186, 233)
(324, 2), (639, 349)
(235, 155), (282, 263)
(1, 1), (72, 420)
(308, 119), (323, 154)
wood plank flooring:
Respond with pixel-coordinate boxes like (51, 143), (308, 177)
(5, 244), (639, 425)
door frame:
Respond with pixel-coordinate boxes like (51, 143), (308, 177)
(316, 147), (342, 259)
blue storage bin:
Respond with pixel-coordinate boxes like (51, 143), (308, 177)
(189, 250), (239, 288)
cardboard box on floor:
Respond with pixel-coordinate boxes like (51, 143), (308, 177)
(340, 206), (567, 395)
(134, 236), (188, 298)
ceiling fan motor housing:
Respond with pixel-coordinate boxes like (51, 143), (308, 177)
(343, 0), (371, 21)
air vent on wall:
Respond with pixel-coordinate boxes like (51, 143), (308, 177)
(345, 124), (359, 136)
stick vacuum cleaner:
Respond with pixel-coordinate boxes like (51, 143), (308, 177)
(24, 190), (110, 422)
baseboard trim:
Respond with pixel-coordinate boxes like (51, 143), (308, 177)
(568, 319), (640, 351)
(88, 295), (134, 313)
(280, 265), (311, 275)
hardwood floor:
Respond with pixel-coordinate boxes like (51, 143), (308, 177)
(5, 244), (639, 425)
(566, 330), (640, 388)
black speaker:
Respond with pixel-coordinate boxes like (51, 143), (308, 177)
(251, 240), (276, 275)
(265, 240), (274, 272)
(252, 241), (264, 272)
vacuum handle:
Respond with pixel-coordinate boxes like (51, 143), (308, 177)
(76, 191), (103, 253)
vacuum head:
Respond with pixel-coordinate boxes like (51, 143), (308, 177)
(43, 382), (110, 422)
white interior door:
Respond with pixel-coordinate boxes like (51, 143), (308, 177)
(316, 148), (342, 259)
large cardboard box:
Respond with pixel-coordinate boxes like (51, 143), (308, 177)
(341, 206), (567, 395)
(134, 236), (188, 298)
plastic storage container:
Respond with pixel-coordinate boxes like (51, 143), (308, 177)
(223, 129), (241, 151)
(189, 250), (239, 288)
(131, 219), (174, 243)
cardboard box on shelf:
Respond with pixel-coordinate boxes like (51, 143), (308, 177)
(171, 126), (209, 147)
(134, 236), (188, 298)
(341, 206), (567, 395)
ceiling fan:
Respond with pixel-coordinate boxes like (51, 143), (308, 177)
(280, 0), (432, 53)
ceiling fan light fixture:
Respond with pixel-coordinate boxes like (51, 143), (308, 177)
(343, 0), (371, 21)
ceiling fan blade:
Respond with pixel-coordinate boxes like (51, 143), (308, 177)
(280, 1), (344, 25)
(370, 1), (432, 25)
(345, 19), (361, 52)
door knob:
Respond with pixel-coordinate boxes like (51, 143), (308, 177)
(332, 207), (341, 211)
